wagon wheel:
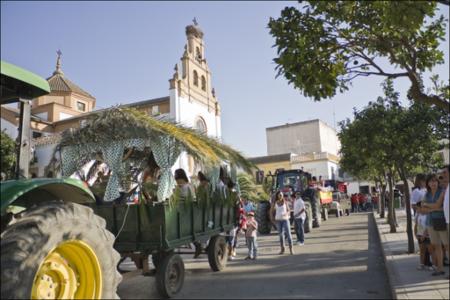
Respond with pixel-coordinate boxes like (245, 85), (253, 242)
(208, 235), (228, 271)
(152, 250), (174, 270)
(155, 253), (185, 298)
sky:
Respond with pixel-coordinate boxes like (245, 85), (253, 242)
(1, 1), (449, 157)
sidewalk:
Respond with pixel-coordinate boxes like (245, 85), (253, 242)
(373, 209), (449, 299)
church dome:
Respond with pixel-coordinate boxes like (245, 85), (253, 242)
(46, 51), (94, 99)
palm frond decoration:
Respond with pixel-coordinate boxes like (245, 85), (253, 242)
(237, 173), (269, 202)
(59, 107), (255, 173)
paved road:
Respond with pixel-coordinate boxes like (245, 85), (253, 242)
(117, 212), (391, 299)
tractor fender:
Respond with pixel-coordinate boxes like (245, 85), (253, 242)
(1, 178), (95, 216)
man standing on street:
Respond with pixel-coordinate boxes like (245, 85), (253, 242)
(293, 191), (306, 246)
(351, 193), (358, 213)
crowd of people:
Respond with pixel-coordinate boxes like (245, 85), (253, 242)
(350, 192), (378, 212)
(227, 189), (308, 261)
(411, 166), (449, 279)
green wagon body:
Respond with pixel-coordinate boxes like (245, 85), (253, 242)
(1, 179), (236, 254)
(91, 201), (235, 254)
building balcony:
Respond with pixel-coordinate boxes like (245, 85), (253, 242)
(291, 151), (340, 163)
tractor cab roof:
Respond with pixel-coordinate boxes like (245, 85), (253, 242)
(1, 60), (50, 103)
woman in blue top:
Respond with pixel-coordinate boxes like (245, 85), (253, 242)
(420, 174), (447, 276)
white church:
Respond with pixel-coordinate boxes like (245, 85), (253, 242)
(1, 21), (222, 178)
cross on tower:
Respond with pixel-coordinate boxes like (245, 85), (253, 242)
(193, 17), (198, 26)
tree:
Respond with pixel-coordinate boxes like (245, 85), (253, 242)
(1, 130), (16, 179)
(268, 1), (450, 112)
(339, 79), (444, 252)
(339, 89), (399, 233)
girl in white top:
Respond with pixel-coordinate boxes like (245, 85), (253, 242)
(271, 191), (294, 255)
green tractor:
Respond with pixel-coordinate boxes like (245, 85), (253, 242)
(1, 60), (122, 299)
(256, 169), (323, 235)
(1, 61), (253, 299)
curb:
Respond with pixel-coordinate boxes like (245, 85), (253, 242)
(371, 212), (398, 300)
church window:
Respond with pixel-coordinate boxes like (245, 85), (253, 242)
(201, 76), (206, 91)
(77, 101), (86, 112)
(196, 47), (202, 61)
(193, 70), (199, 86)
(195, 117), (207, 134)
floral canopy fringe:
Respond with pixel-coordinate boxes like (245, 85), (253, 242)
(58, 107), (254, 202)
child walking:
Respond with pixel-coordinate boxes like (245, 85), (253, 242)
(244, 211), (258, 260)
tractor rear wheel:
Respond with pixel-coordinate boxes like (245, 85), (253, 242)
(256, 201), (271, 234)
(304, 203), (313, 233)
(1, 201), (121, 299)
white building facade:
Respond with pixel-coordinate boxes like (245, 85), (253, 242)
(266, 119), (340, 157)
(263, 119), (341, 180)
(1, 21), (222, 179)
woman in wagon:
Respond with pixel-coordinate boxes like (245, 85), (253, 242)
(142, 153), (161, 203)
(196, 171), (210, 206)
(174, 168), (195, 201)
(192, 171), (211, 259)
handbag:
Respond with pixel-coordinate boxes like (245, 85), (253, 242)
(431, 215), (447, 231)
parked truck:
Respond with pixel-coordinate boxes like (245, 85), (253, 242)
(323, 180), (352, 217)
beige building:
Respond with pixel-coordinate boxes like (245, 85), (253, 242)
(1, 21), (222, 178)
(248, 153), (295, 179)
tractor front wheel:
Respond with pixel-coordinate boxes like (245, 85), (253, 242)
(1, 201), (121, 299)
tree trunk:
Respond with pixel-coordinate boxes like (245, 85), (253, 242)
(399, 167), (414, 254)
(387, 171), (396, 233)
(380, 184), (386, 219)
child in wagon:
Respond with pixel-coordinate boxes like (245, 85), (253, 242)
(244, 211), (258, 260)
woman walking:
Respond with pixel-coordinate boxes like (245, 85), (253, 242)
(271, 191), (294, 255)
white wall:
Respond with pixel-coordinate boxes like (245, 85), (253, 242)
(266, 119), (340, 157)
(176, 95), (220, 138)
(59, 112), (74, 121)
(346, 180), (376, 195)
(291, 160), (338, 180)
(267, 120), (321, 155)
(35, 112), (48, 121)
(35, 143), (57, 177)
(1, 118), (18, 139)
(169, 90), (221, 178)
(319, 121), (340, 156)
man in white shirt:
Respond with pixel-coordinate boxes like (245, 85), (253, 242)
(411, 174), (427, 216)
(293, 191), (306, 246)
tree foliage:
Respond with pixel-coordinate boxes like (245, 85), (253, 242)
(269, 0), (450, 111)
(338, 79), (444, 246)
(237, 173), (269, 201)
(1, 129), (16, 179)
